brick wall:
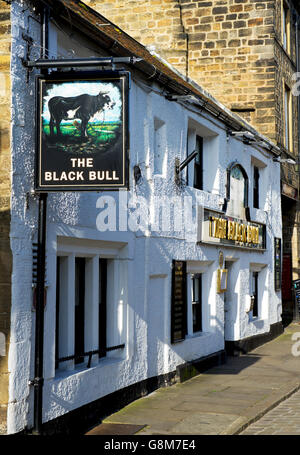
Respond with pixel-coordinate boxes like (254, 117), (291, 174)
(0, 0), (11, 435)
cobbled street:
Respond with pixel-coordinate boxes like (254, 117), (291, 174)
(241, 389), (300, 435)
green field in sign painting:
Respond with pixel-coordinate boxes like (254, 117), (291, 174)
(43, 122), (121, 144)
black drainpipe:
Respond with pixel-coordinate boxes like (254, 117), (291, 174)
(32, 4), (49, 435)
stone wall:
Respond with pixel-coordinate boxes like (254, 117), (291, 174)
(86, 1), (276, 139)
(0, 0), (11, 435)
(86, 0), (300, 292)
(86, 0), (188, 75)
(87, 0), (299, 153)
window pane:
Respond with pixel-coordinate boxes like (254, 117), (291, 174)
(194, 136), (203, 190)
(192, 275), (200, 303)
(75, 258), (85, 364)
(230, 166), (246, 217)
(55, 257), (60, 369)
(231, 166), (243, 180)
(193, 304), (202, 333)
(285, 88), (289, 148)
(192, 275), (202, 332)
(253, 166), (259, 209)
(283, 6), (287, 49)
(99, 258), (107, 358)
(252, 271), (258, 317)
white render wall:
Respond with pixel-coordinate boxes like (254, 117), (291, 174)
(7, 0), (282, 433)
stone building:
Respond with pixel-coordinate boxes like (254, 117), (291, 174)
(0, 0), (11, 434)
(88, 0), (300, 322)
(0, 0), (282, 434)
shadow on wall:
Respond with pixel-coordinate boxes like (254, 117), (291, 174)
(0, 208), (12, 371)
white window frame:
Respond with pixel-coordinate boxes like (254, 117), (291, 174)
(55, 237), (128, 373)
(248, 263), (267, 322)
(153, 116), (167, 177)
(186, 261), (214, 336)
(186, 119), (219, 194)
(284, 83), (293, 152)
(251, 156), (267, 211)
(188, 273), (202, 335)
(282, 0), (291, 54)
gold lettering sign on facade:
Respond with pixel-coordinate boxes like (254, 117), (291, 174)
(209, 217), (260, 245)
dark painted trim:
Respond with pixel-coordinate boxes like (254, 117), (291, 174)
(225, 321), (284, 356)
(21, 324), (283, 435)
(24, 350), (226, 435)
(175, 350), (226, 383)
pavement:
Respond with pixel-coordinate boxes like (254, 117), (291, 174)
(86, 322), (300, 435)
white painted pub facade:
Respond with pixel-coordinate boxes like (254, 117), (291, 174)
(6, 0), (282, 433)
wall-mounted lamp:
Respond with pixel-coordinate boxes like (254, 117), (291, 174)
(272, 157), (297, 165)
(175, 150), (198, 185)
(228, 130), (256, 144)
(166, 94), (204, 108)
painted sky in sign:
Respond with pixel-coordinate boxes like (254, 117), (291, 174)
(42, 81), (122, 124)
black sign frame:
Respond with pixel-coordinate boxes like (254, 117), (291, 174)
(171, 260), (187, 344)
(35, 70), (129, 191)
(274, 237), (282, 292)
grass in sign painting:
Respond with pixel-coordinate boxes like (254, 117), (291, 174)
(43, 122), (121, 144)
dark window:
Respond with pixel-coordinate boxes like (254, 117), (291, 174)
(284, 84), (292, 151)
(192, 274), (202, 332)
(252, 271), (258, 317)
(283, 2), (290, 52)
(75, 257), (85, 364)
(99, 258), (107, 359)
(194, 136), (203, 190)
(55, 257), (60, 370)
(253, 166), (259, 209)
(186, 134), (189, 186)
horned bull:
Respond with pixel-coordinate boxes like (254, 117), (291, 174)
(48, 91), (114, 139)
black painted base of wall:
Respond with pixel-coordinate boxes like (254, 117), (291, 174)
(225, 321), (284, 356)
(39, 371), (176, 436)
(27, 350), (226, 435)
(24, 323), (283, 435)
(176, 350), (226, 383)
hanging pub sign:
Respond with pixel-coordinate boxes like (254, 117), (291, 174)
(35, 71), (129, 191)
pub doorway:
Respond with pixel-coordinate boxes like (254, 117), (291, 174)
(224, 259), (239, 343)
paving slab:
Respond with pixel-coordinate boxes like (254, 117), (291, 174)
(86, 322), (300, 435)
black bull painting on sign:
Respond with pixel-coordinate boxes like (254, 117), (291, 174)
(48, 91), (115, 138)
(36, 74), (129, 190)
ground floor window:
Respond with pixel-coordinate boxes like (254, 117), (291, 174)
(191, 274), (202, 333)
(75, 257), (85, 364)
(251, 271), (259, 318)
(171, 260), (206, 343)
(55, 242), (126, 372)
